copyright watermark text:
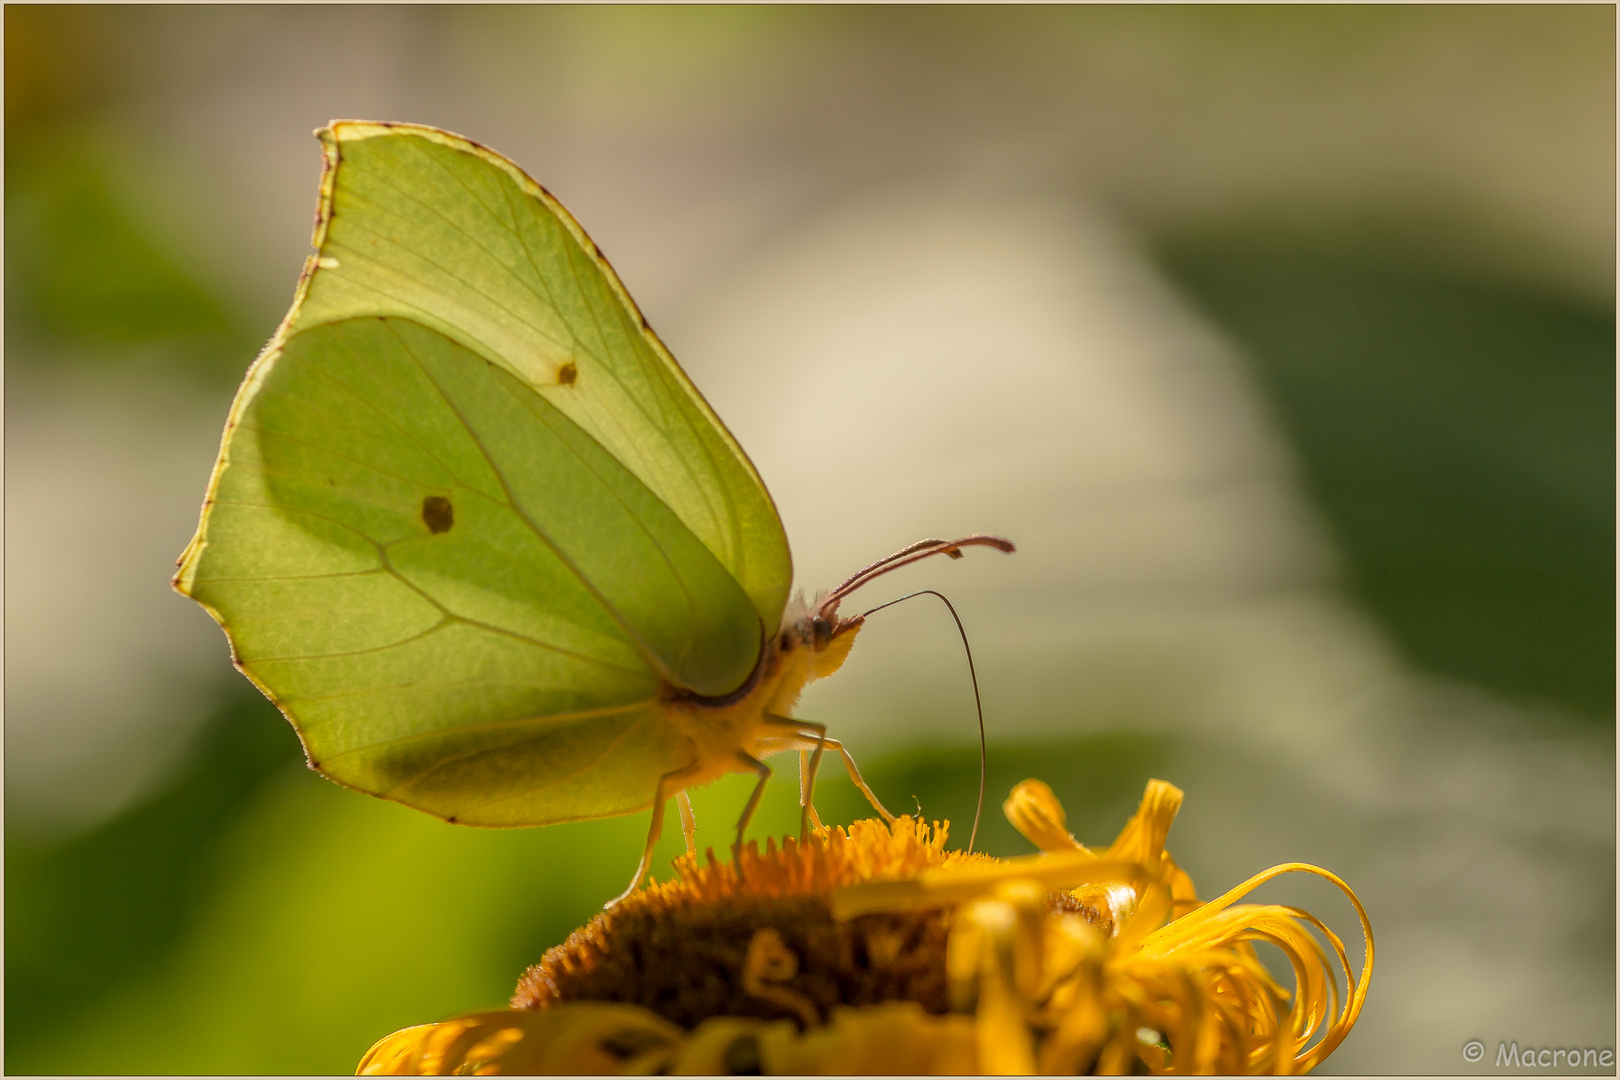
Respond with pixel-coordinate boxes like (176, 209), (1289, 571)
(1463, 1040), (1615, 1068)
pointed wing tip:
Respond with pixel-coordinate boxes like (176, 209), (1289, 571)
(315, 119), (405, 147)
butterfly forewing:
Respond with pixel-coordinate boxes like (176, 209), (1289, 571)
(295, 123), (790, 637)
(176, 124), (798, 824)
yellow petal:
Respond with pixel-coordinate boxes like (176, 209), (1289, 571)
(357, 1005), (685, 1076)
(671, 1017), (792, 1075)
(758, 1003), (978, 1074)
(1003, 779), (1084, 852)
(1137, 861), (1374, 1073)
(832, 853), (1145, 919)
(1103, 779), (1183, 867)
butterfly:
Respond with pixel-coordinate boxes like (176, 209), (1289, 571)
(173, 121), (1012, 905)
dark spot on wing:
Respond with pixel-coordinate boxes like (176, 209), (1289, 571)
(422, 495), (454, 534)
(557, 361), (578, 386)
(446, 815), (458, 824)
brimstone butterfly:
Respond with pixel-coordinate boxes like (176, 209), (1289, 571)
(174, 121), (1012, 904)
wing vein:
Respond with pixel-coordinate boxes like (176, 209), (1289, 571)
(381, 319), (680, 684)
(486, 368), (704, 657)
(248, 617), (450, 663)
(285, 333), (504, 498)
(321, 699), (660, 760)
(337, 191), (572, 355)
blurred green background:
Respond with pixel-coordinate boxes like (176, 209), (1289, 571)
(5, 6), (1613, 1074)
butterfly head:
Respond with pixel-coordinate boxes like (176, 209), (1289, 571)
(776, 593), (864, 681)
(772, 535), (1015, 690)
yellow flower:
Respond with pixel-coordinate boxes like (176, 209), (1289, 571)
(358, 779), (1372, 1075)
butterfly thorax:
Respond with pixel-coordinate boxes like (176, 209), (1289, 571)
(660, 597), (862, 790)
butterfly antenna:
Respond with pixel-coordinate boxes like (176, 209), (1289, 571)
(856, 589), (989, 854)
(819, 534), (1014, 620)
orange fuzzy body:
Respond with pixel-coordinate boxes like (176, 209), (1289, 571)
(661, 617), (862, 797)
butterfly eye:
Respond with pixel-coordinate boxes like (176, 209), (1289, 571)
(810, 616), (832, 647)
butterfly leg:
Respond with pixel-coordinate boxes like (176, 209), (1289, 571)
(788, 717), (828, 840)
(820, 736), (896, 823)
(764, 714), (826, 838)
(606, 759), (703, 909)
(797, 751), (826, 833)
(764, 715), (895, 827)
(676, 790), (698, 857)
(731, 750), (772, 877)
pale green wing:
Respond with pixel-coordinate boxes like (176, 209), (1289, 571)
(182, 316), (753, 824)
(175, 122), (789, 826)
(296, 121), (790, 634)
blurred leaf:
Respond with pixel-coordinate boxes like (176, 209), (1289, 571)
(5, 9), (257, 386)
(6, 139), (235, 350)
(1155, 228), (1615, 718)
(4, 688), (303, 1059)
(5, 756), (803, 1072)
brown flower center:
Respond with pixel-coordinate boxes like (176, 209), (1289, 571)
(516, 892), (954, 1028)
(512, 820), (1104, 1031)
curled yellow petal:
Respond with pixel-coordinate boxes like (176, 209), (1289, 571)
(1003, 779), (1084, 852)
(1136, 861), (1374, 1073)
(1103, 779), (1184, 867)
